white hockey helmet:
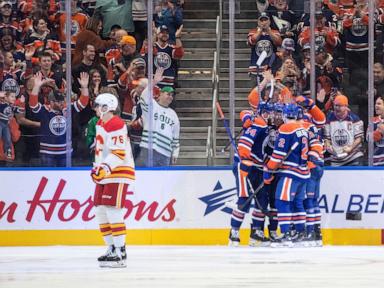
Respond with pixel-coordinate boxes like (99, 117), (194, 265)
(95, 93), (118, 115)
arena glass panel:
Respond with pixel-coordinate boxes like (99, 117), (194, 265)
(314, 0), (373, 167)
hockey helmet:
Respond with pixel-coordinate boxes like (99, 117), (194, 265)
(257, 101), (273, 115)
(282, 103), (302, 120)
(95, 93), (119, 116)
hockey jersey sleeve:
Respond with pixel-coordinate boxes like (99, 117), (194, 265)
(28, 93), (46, 116)
(171, 115), (180, 159)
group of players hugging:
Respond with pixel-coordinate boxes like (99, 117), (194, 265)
(228, 82), (327, 248)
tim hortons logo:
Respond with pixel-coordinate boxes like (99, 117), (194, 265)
(0, 177), (176, 223)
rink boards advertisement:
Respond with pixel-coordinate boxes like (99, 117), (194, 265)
(0, 168), (383, 246)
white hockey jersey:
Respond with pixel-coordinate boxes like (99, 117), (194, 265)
(94, 116), (135, 184)
(139, 87), (180, 158)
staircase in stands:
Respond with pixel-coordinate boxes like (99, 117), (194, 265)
(176, 0), (258, 165)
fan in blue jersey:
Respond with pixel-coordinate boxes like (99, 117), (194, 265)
(29, 72), (89, 166)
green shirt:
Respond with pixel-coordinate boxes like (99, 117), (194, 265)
(85, 116), (99, 149)
(95, 0), (134, 37)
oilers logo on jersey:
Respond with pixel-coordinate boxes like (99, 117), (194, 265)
(315, 35), (326, 49)
(351, 17), (367, 37)
(256, 40), (273, 58)
(49, 115), (67, 136)
(64, 20), (80, 36)
(332, 128), (349, 147)
(2, 78), (20, 96)
(154, 52), (172, 70)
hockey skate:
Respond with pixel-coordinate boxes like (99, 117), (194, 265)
(314, 227), (323, 247)
(304, 232), (317, 247)
(228, 228), (240, 247)
(269, 230), (279, 241)
(271, 232), (293, 248)
(98, 245), (127, 268)
(98, 245), (115, 267)
(5, 149), (12, 160)
(249, 228), (270, 247)
(292, 231), (306, 247)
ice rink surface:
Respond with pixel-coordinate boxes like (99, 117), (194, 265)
(0, 246), (384, 288)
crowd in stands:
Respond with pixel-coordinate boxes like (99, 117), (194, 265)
(0, 0), (383, 167)
(0, 0), (183, 167)
(249, 0), (384, 166)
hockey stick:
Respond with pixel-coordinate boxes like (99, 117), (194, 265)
(237, 141), (300, 212)
(216, 101), (238, 154)
(239, 178), (270, 215)
(222, 128), (244, 152)
(256, 50), (267, 103)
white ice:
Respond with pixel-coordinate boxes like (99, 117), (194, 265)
(0, 246), (384, 288)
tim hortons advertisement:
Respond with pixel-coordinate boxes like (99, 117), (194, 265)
(0, 169), (384, 230)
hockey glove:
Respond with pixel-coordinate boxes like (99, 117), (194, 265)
(295, 96), (315, 110)
(91, 163), (111, 182)
(240, 111), (253, 129)
(239, 160), (253, 175)
(310, 165), (324, 179)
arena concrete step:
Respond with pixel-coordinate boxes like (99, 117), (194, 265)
(182, 38), (248, 49)
(175, 1), (259, 166)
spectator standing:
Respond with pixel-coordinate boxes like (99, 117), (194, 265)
(324, 95), (364, 166)
(0, 28), (24, 64)
(247, 13), (282, 82)
(136, 69), (180, 167)
(13, 76), (41, 165)
(32, 51), (65, 97)
(72, 13), (115, 66)
(0, 51), (28, 97)
(118, 57), (146, 121)
(118, 58), (147, 159)
(0, 91), (20, 159)
(72, 44), (107, 95)
(267, 0), (298, 39)
(298, 12), (340, 56)
(0, 1), (22, 44)
(107, 35), (139, 85)
(95, 0), (134, 38)
(142, 25), (184, 89)
(51, 0), (89, 55)
(154, 0), (183, 44)
(23, 15), (62, 64)
(342, 0), (370, 82)
(29, 72), (89, 167)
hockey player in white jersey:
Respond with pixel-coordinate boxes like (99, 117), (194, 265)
(91, 93), (135, 268)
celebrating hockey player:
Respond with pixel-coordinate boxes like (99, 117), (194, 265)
(295, 95), (326, 246)
(91, 93), (135, 268)
(228, 91), (270, 247)
(264, 103), (310, 247)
